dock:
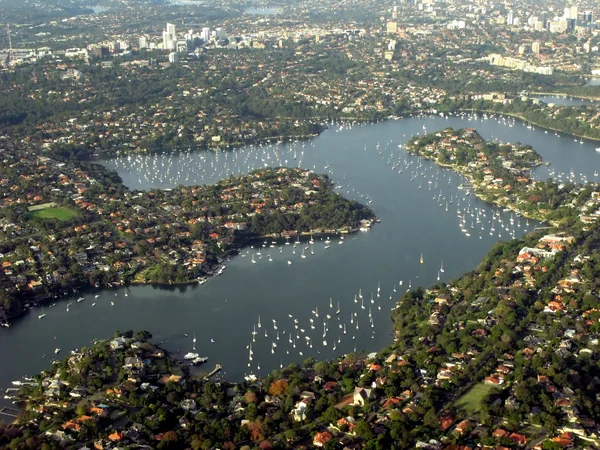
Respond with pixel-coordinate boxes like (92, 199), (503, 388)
(0, 407), (19, 419)
(203, 364), (222, 380)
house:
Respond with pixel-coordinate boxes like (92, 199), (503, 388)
(353, 387), (374, 406)
(454, 420), (472, 435)
(313, 431), (333, 447)
(108, 431), (123, 441)
(110, 337), (127, 350)
(493, 428), (510, 439)
(292, 400), (308, 421)
(509, 432), (528, 446)
(336, 416), (356, 432)
(439, 415), (454, 431)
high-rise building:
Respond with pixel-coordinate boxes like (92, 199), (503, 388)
(532, 41), (540, 54)
(392, 5), (398, 19)
(169, 51), (179, 63)
(201, 27), (211, 42)
(570, 6), (578, 22)
(139, 36), (147, 49)
(507, 9), (514, 26)
(386, 21), (398, 34)
(163, 23), (176, 50)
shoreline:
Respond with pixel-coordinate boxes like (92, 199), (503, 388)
(453, 108), (600, 143)
(1, 224), (377, 326)
(405, 143), (558, 228)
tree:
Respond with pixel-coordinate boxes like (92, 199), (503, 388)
(423, 408), (439, 429)
(322, 406), (342, 424)
(268, 379), (289, 397)
(355, 420), (374, 440)
(245, 391), (258, 404)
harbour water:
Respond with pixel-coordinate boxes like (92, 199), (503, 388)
(535, 95), (600, 107)
(1, 114), (599, 412)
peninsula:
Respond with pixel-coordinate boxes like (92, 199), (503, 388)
(0, 141), (375, 323)
(406, 127), (599, 226)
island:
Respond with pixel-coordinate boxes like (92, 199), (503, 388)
(0, 141), (375, 324)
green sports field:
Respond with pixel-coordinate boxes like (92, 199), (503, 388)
(455, 382), (500, 414)
(30, 206), (78, 221)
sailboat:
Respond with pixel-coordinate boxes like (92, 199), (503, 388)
(258, 316), (261, 328)
(251, 254), (256, 264)
(420, 253), (424, 264)
(377, 282), (381, 297)
(440, 261), (444, 273)
(336, 301), (340, 314)
(329, 297), (333, 308)
(38, 306), (46, 319)
(301, 248), (306, 259)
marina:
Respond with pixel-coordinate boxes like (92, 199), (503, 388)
(1, 114), (600, 412)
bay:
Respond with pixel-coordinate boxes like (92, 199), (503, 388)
(2, 114), (599, 413)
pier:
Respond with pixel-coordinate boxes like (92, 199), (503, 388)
(0, 407), (19, 419)
(203, 364), (222, 380)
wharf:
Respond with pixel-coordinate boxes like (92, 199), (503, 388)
(203, 364), (222, 380)
(0, 407), (19, 419)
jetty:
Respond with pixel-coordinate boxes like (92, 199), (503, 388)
(0, 406), (19, 419)
(203, 364), (222, 380)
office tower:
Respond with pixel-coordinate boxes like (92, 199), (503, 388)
(532, 41), (540, 54)
(163, 23), (176, 50)
(216, 28), (227, 39)
(139, 36), (147, 49)
(169, 52), (179, 63)
(201, 27), (210, 42)
(507, 9), (514, 25)
(392, 5), (398, 19)
(570, 6), (578, 22)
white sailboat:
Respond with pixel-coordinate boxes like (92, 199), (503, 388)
(38, 305), (46, 319)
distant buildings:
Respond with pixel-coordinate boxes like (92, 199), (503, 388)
(162, 23), (176, 50)
(201, 27), (211, 42)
